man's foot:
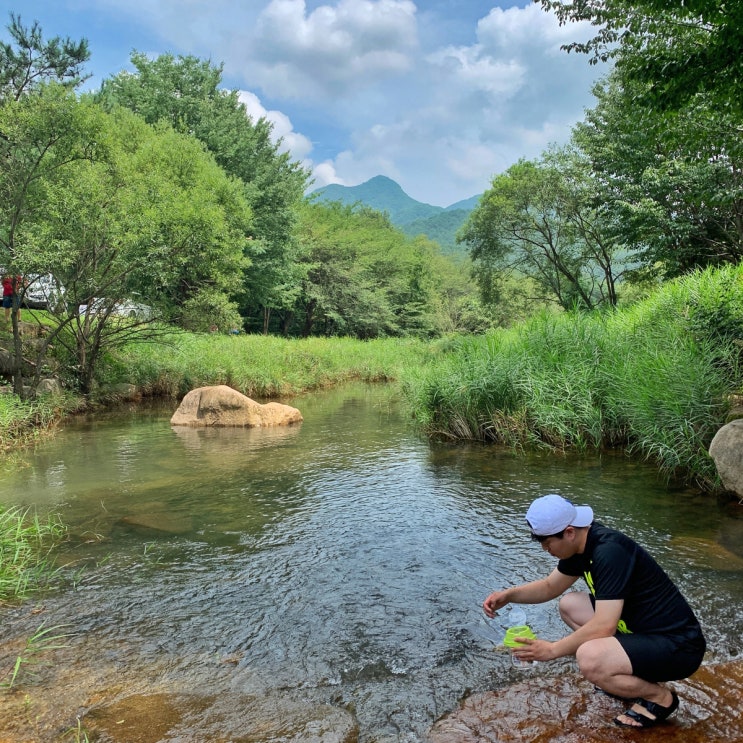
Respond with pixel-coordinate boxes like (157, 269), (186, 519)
(614, 690), (679, 728)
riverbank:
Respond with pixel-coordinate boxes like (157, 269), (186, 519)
(3, 263), (743, 491)
(0, 333), (432, 450)
(429, 658), (743, 743)
(403, 263), (743, 489)
(3, 659), (742, 742)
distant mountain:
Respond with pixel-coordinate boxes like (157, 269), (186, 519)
(309, 175), (481, 255)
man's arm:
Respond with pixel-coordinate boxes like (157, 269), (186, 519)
(514, 598), (624, 662)
(483, 568), (578, 617)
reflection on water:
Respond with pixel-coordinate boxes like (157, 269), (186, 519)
(0, 384), (742, 741)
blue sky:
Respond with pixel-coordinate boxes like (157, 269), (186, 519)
(2, 1), (609, 207)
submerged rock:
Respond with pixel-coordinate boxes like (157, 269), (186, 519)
(170, 385), (303, 428)
(85, 691), (357, 743)
(428, 660), (743, 743)
(117, 511), (193, 536)
(668, 535), (743, 571)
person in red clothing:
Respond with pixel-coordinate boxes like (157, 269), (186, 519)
(2, 274), (22, 323)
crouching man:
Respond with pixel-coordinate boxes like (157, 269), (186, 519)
(483, 494), (706, 728)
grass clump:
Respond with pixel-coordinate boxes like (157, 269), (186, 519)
(403, 264), (743, 488)
(0, 506), (66, 601)
(0, 393), (80, 452)
(1, 621), (70, 689)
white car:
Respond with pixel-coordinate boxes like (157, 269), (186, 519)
(22, 274), (66, 311)
(79, 298), (155, 321)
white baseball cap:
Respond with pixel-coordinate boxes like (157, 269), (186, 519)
(526, 494), (593, 536)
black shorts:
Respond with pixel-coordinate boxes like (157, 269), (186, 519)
(617, 629), (706, 682)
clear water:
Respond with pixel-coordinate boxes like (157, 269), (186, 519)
(0, 383), (741, 741)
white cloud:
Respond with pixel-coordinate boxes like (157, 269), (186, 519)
(309, 3), (605, 204)
(311, 161), (348, 189)
(36, 0), (608, 205)
(237, 90), (313, 160)
(251, 0), (418, 98)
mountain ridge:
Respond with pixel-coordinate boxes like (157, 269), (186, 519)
(309, 175), (481, 254)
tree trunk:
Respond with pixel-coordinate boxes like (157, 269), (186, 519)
(11, 306), (24, 398)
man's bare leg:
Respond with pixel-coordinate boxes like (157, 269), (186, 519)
(559, 591), (595, 630)
(577, 636), (676, 726)
(559, 594), (675, 727)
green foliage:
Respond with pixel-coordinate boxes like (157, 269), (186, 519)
(5, 93), (253, 393)
(537, 0), (743, 115)
(179, 290), (244, 334)
(0, 506), (66, 601)
(573, 71), (743, 279)
(460, 148), (623, 311)
(401, 209), (473, 256)
(97, 52), (309, 324)
(291, 202), (453, 339)
(404, 264), (743, 487)
(0, 13), (89, 101)
(0, 391), (75, 450)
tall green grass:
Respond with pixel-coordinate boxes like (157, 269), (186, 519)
(0, 506), (66, 601)
(403, 264), (743, 487)
(111, 333), (430, 399)
(0, 393), (78, 451)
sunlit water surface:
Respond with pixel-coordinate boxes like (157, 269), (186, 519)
(0, 384), (741, 741)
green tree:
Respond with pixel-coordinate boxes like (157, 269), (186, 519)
(537, 0), (743, 114)
(573, 72), (743, 280)
(293, 202), (451, 339)
(0, 12), (89, 101)
(460, 149), (623, 312)
(97, 53), (309, 327)
(22, 106), (253, 392)
(0, 84), (105, 395)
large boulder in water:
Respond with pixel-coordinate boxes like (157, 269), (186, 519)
(170, 385), (303, 428)
(709, 419), (743, 497)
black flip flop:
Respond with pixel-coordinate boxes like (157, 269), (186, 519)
(614, 691), (679, 728)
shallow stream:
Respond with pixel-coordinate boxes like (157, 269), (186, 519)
(0, 384), (741, 741)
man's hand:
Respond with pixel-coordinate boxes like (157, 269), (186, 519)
(511, 637), (557, 663)
(482, 590), (510, 618)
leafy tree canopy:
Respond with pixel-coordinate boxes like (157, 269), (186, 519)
(97, 52), (309, 323)
(537, 0), (743, 115)
(573, 70), (743, 280)
(460, 147), (624, 312)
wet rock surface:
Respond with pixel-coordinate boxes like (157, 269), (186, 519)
(428, 660), (743, 743)
(0, 657), (740, 742)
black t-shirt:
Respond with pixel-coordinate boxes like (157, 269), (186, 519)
(558, 521), (702, 637)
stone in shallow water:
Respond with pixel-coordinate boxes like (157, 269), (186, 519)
(170, 385), (303, 428)
(427, 660), (743, 743)
(85, 691), (358, 743)
(117, 511), (193, 535)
